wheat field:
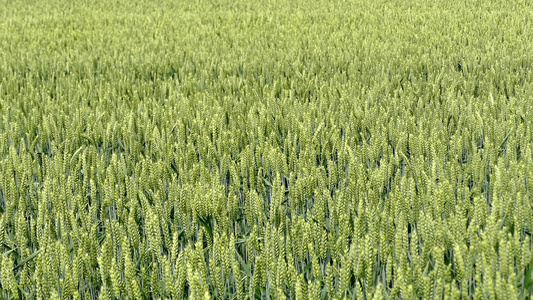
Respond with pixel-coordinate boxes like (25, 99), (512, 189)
(1, 0), (533, 299)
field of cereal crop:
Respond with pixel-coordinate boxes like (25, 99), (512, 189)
(1, 0), (533, 298)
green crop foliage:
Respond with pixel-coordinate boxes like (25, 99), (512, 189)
(1, 0), (533, 299)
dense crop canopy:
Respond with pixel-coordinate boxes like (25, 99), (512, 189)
(1, 0), (533, 299)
